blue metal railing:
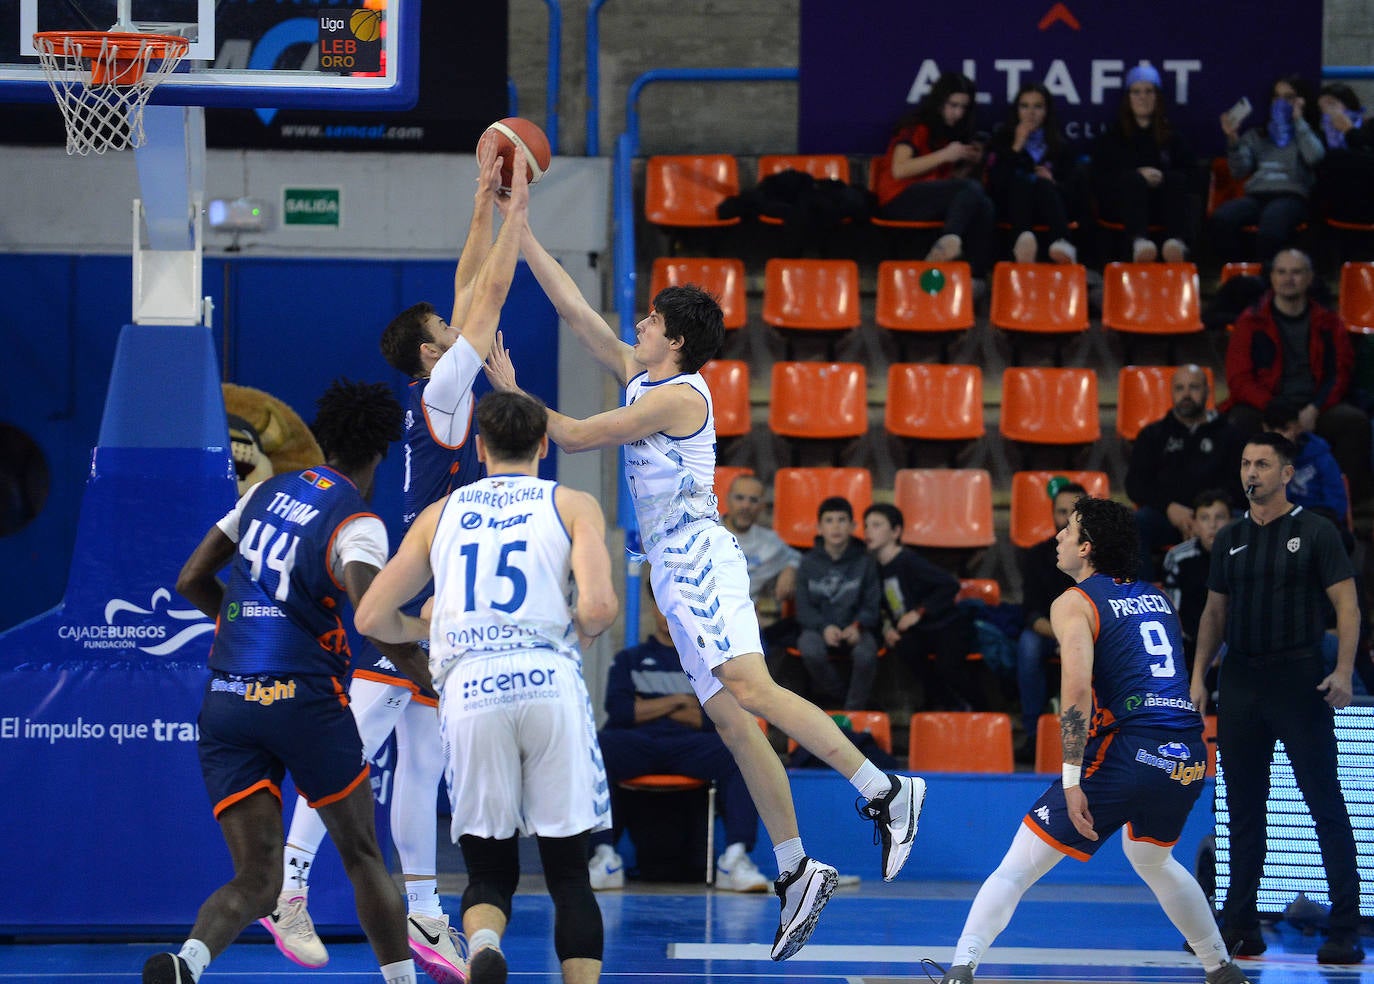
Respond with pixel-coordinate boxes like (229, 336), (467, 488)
(586, 0), (611, 156)
(1323, 67), (1374, 80)
(612, 66), (798, 644)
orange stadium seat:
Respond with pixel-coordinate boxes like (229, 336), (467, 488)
(762, 258), (860, 358)
(768, 361), (868, 440)
(644, 154), (741, 228)
(1203, 714), (1218, 777)
(867, 159), (944, 232)
(908, 712), (1014, 773)
(1340, 261), (1374, 334)
(957, 578), (1002, 606)
(772, 467), (873, 549)
(1035, 712), (1062, 774)
(789, 710), (891, 756)
(649, 257), (747, 330)
(712, 465), (753, 515)
(699, 359), (750, 438)
(1101, 262), (1203, 336)
(617, 774), (717, 882)
(989, 262), (1089, 336)
(875, 260), (975, 336)
(758, 154), (852, 183)
(1116, 365), (1215, 440)
(892, 468), (995, 549)
(1009, 470), (1110, 548)
(1220, 261), (1262, 284)
(885, 363), (984, 441)
(999, 368), (1099, 445)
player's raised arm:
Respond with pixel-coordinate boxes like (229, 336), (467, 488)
(520, 224), (636, 385)
(459, 146), (530, 363)
(450, 131), (505, 330)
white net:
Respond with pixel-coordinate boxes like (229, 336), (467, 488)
(33, 32), (189, 155)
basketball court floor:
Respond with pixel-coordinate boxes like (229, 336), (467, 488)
(3, 875), (1369, 983)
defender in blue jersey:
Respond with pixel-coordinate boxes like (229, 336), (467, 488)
(143, 381), (423, 984)
(935, 497), (1251, 984)
(266, 142), (533, 982)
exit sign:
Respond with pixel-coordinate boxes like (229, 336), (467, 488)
(283, 188), (341, 227)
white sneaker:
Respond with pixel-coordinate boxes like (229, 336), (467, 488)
(408, 912), (468, 984)
(1161, 237), (1188, 263)
(857, 774), (927, 881)
(588, 844), (624, 890)
(1132, 237), (1158, 262)
(258, 891), (328, 968)
(770, 857), (839, 960)
(1012, 230), (1038, 264)
(715, 843), (769, 892)
(1048, 239), (1077, 264)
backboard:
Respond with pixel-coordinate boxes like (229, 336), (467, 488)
(0, 0), (417, 109)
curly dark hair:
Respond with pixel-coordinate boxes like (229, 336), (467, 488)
(651, 284), (724, 374)
(476, 390), (548, 462)
(1073, 496), (1139, 581)
(379, 301), (437, 378)
(895, 71), (979, 144)
(312, 378), (403, 470)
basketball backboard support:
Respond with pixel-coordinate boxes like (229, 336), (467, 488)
(0, 0), (417, 109)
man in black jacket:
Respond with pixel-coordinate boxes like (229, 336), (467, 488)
(1125, 365), (1244, 578)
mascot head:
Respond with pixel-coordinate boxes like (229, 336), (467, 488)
(221, 383), (324, 495)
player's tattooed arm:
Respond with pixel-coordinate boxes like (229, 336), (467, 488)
(1060, 705), (1088, 764)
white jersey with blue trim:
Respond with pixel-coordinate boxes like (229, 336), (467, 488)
(623, 370), (720, 554)
(427, 474), (580, 689)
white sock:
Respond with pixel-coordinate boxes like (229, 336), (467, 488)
(469, 928), (501, 953)
(405, 878), (443, 918)
(850, 760), (890, 801)
(380, 957), (417, 984)
(282, 845), (317, 892)
(1123, 837), (1227, 972)
(177, 939), (211, 981)
(774, 837), (806, 878)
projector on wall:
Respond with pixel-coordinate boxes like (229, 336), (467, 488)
(207, 197), (270, 232)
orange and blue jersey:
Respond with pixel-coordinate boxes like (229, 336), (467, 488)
(209, 466), (374, 678)
(401, 376), (481, 531)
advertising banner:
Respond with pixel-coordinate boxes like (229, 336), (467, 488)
(799, 0), (1323, 157)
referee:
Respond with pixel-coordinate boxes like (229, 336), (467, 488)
(1191, 432), (1364, 965)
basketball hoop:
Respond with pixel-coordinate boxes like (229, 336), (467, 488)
(33, 31), (190, 156)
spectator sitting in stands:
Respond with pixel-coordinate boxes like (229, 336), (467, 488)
(721, 474), (801, 656)
(588, 585), (770, 894)
(1222, 248), (1372, 511)
(793, 496), (882, 711)
(1263, 397), (1355, 556)
(1161, 489), (1233, 704)
(1125, 364), (1244, 579)
(987, 81), (1078, 265)
(862, 503), (983, 713)
(1092, 63), (1198, 262)
(872, 71), (996, 274)
(1014, 479), (1082, 764)
(1210, 74), (1324, 265)
(1315, 83), (1374, 226)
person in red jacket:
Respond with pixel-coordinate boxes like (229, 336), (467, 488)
(1222, 248), (1371, 504)
(873, 71), (995, 275)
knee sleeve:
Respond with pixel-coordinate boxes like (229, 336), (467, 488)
(347, 678), (408, 758)
(390, 700), (444, 876)
(458, 835), (520, 920)
(537, 832), (604, 962)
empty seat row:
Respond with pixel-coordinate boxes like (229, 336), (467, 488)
(653, 250), (1374, 342)
(714, 464), (1113, 551)
(704, 360), (1209, 445)
(654, 256), (1208, 342)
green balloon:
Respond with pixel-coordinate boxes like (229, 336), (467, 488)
(919, 267), (946, 295)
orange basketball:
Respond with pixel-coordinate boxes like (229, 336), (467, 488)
(349, 8), (382, 42)
(482, 117), (552, 191)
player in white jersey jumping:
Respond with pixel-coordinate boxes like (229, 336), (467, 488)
(483, 223), (926, 961)
(357, 390), (618, 984)
(264, 138), (528, 983)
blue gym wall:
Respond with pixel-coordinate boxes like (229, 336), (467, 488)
(0, 255), (558, 633)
